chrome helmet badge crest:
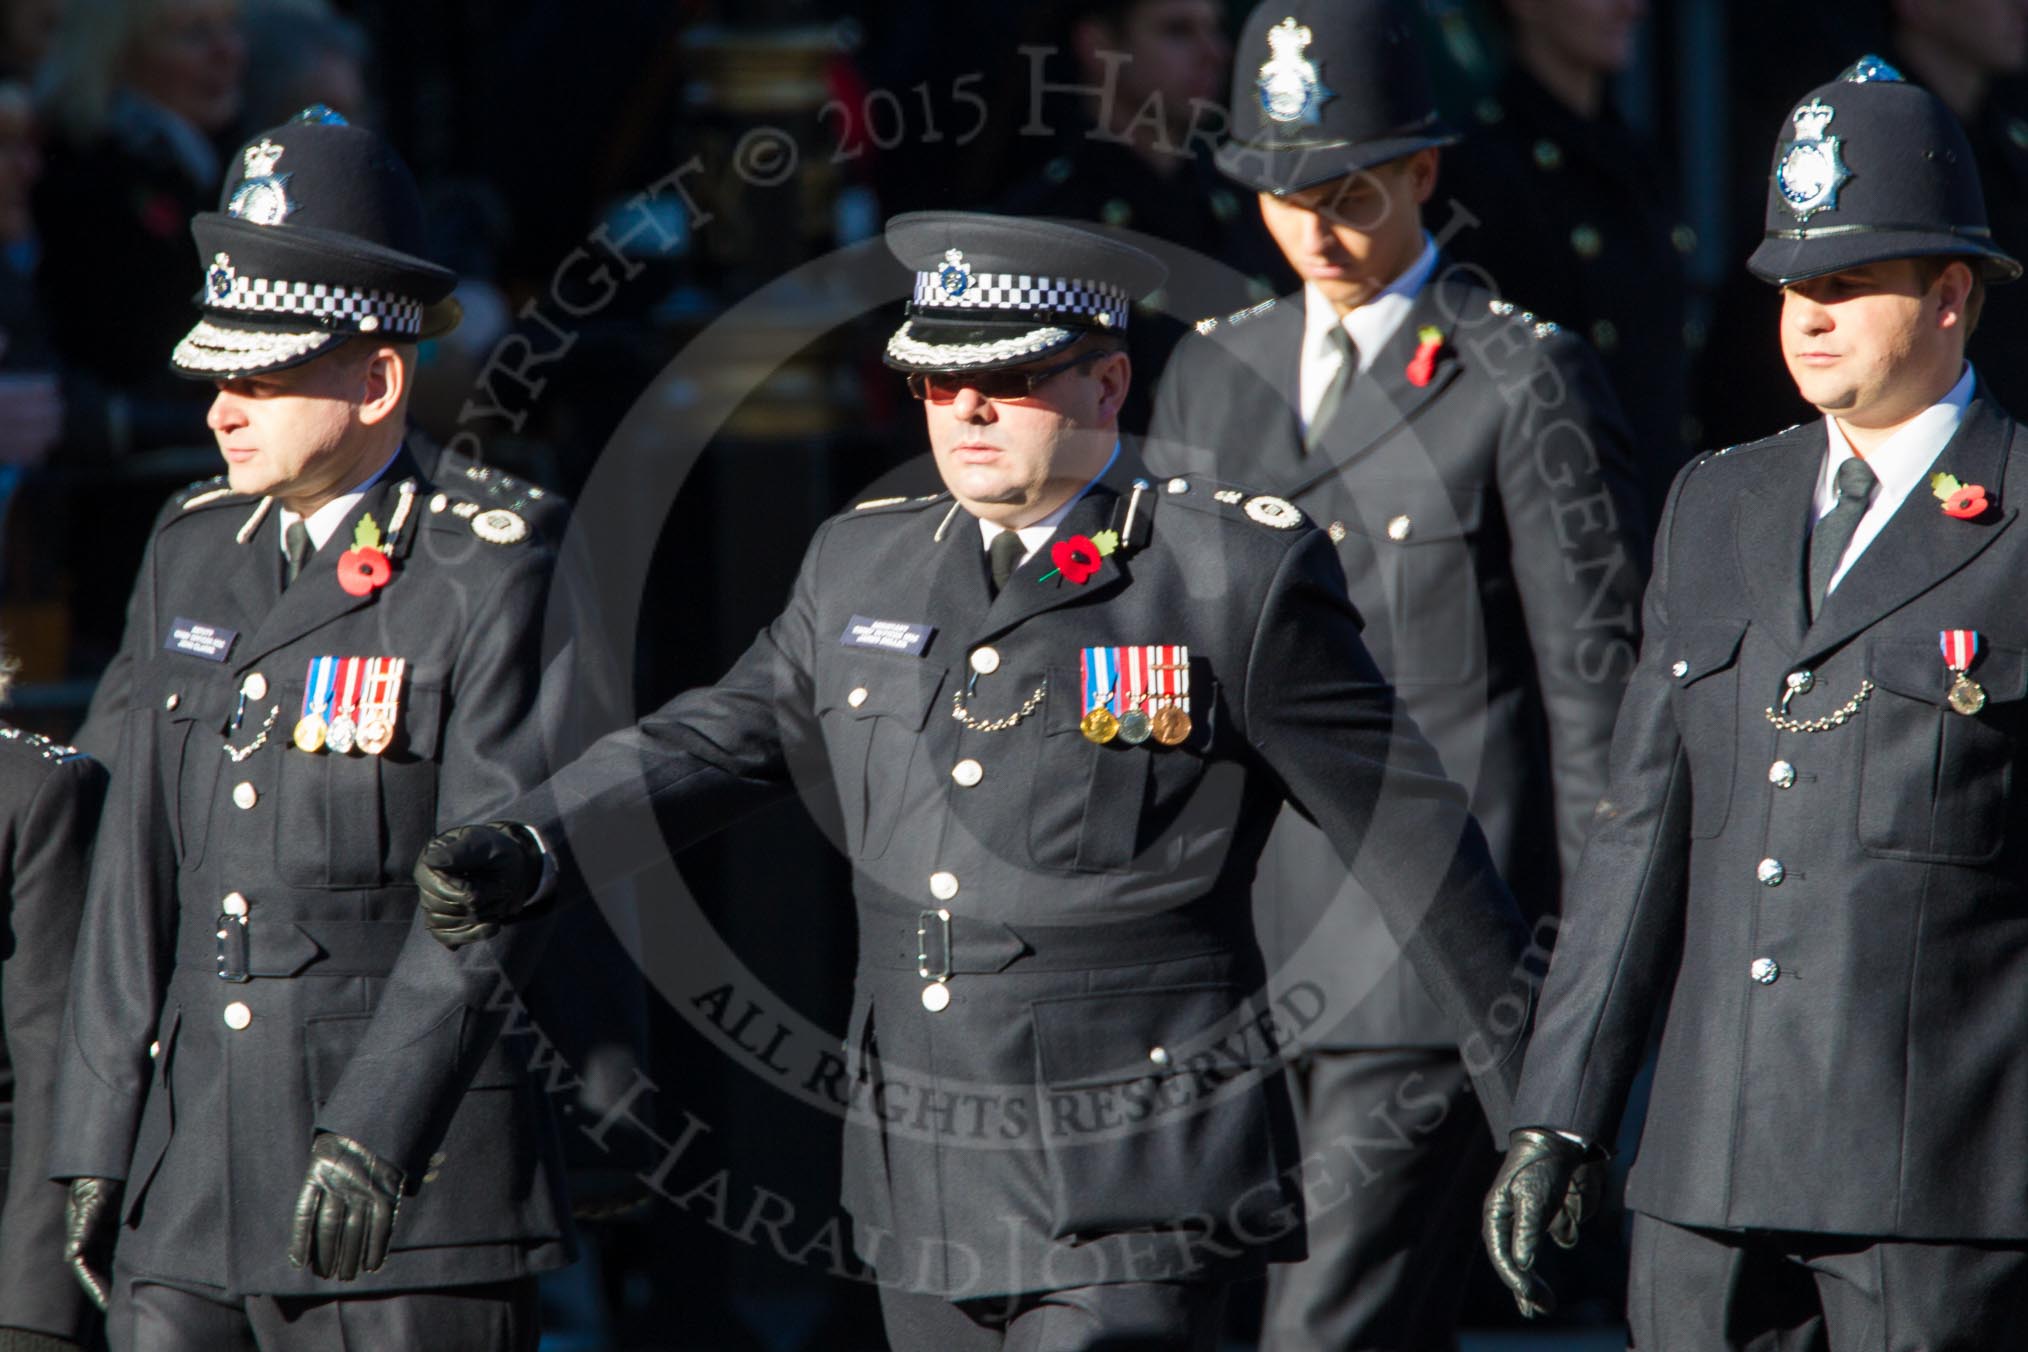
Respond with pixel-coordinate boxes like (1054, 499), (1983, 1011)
(1256, 17), (1333, 126)
(1776, 100), (1850, 223)
(227, 137), (297, 226)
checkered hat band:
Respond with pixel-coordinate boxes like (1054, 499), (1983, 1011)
(211, 274), (425, 334)
(911, 271), (1130, 328)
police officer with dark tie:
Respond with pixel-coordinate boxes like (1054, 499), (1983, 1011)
(1485, 59), (2028, 1347)
(0, 717), (106, 1352)
(408, 209), (1538, 1351)
(48, 109), (573, 1349)
(1148, 4), (1647, 1347)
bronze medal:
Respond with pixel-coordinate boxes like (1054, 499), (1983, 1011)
(1117, 708), (1152, 744)
(292, 714), (327, 754)
(1150, 706), (1191, 745)
(355, 717), (393, 756)
(1949, 673), (1987, 716)
(1080, 708), (1119, 744)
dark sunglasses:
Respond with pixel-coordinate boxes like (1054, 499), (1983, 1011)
(906, 350), (1107, 403)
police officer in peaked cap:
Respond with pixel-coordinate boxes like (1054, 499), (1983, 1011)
(410, 208), (1538, 1351)
(1485, 60), (2028, 1347)
(50, 107), (574, 1349)
(1155, 3), (1646, 1346)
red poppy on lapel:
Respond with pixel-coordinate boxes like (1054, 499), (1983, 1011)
(1039, 530), (1119, 585)
(1405, 326), (1445, 387)
(336, 514), (394, 596)
(1932, 472), (1990, 520)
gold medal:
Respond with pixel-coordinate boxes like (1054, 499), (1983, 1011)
(1949, 673), (1987, 716)
(1151, 706), (1191, 745)
(293, 714), (327, 753)
(1080, 708), (1119, 743)
(1117, 708), (1152, 744)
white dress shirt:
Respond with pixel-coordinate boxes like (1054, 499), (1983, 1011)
(1814, 363), (1976, 595)
(277, 451), (398, 555)
(1298, 232), (1440, 430)
(976, 441), (1121, 568)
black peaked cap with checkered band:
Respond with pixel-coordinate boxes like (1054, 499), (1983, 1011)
(882, 211), (1167, 374)
(171, 106), (458, 380)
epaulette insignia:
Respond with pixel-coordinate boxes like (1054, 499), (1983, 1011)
(1195, 299), (1279, 336)
(1243, 495), (1304, 529)
(855, 496), (908, 510)
(470, 507), (528, 544)
(1487, 297), (1562, 341)
(0, 727), (83, 761)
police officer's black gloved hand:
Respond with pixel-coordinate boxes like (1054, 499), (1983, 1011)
(414, 822), (543, 949)
(1482, 1126), (1606, 1318)
(288, 1131), (403, 1281)
(62, 1175), (121, 1311)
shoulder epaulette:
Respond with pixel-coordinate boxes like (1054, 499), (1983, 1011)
(454, 461), (552, 511)
(1486, 297), (1566, 342)
(176, 475), (240, 511)
(847, 491), (946, 517)
(1157, 474), (1307, 530)
(1194, 298), (1278, 336)
(0, 726), (85, 762)
(423, 489), (531, 545)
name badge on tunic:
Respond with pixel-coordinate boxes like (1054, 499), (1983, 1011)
(840, 615), (934, 657)
(164, 618), (237, 662)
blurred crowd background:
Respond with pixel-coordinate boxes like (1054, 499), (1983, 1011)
(4, 1), (2025, 1347)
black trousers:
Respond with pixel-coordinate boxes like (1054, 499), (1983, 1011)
(1258, 1047), (1496, 1352)
(108, 1270), (539, 1352)
(878, 1280), (1228, 1351)
(1629, 1213), (2028, 1352)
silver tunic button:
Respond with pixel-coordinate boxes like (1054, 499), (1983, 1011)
(233, 781), (258, 810)
(1148, 1046), (1170, 1066)
(1327, 521), (1347, 543)
(922, 982), (951, 1012)
(223, 1001), (252, 1030)
(1386, 515), (1413, 542)
(164, 692), (180, 711)
(1671, 660), (1689, 678)
(430, 492), (449, 513)
(1167, 477), (1190, 494)
(1757, 858), (1785, 886)
(222, 891), (248, 918)
(1787, 670), (1814, 696)
(951, 759), (983, 787)
(1750, 957), (1780, 985)
(847, 687), (869, 709)
(929, 871), (959, 901)
(240, 672), (267, 701)
(969, 647), (1001, 676)
(148, 1040), (160, 1060)
(1769, 760), (1796, 789)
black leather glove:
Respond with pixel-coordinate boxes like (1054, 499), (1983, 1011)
(414, 821), (543, 949)
(62, 1176), (121, 1312)
(287, 1132), (403, 1281)
(1482, 1126), (1607, 1317)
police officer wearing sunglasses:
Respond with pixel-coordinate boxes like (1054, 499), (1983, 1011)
(412, 210), (1535, 1351)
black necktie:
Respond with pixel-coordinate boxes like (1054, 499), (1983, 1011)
(988, 530), (1024, 596)
(1807, 455), (1878, 620)
(283, 519), (314, 588)
(1307, 324), (1358, 451)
